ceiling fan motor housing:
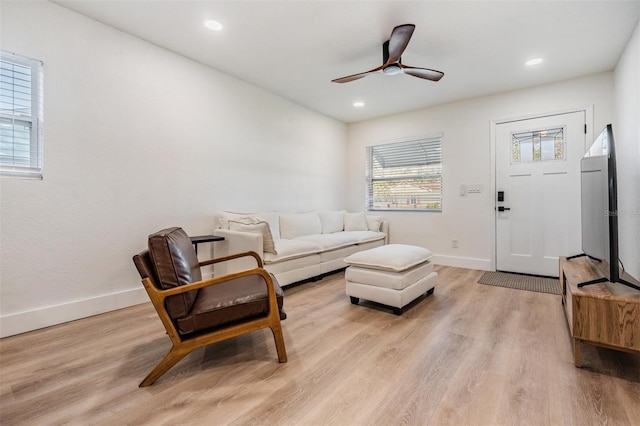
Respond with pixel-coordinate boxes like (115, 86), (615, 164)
(382, 40), (403, 74)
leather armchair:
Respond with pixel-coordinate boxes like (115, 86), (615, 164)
(132, 227), (287, 387)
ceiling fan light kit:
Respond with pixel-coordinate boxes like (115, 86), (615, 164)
(382, 64), (402, 75)
(332, 24), (444, 84)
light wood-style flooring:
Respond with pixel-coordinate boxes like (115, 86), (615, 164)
(1, 266), (639, 425)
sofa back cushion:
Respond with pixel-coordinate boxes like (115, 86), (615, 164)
(254, 212), (281, 240)
(148, 227), (201, 319)
(318, 210), (346, 234)
(366, 215), (383, 232)
(344, 211), (368, 231)
(279, 212), (322, 239)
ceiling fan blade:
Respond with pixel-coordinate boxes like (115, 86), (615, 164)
(401, 65), (445, 82)
(386, 24), (415, 65)
(331, 65), (383, 83)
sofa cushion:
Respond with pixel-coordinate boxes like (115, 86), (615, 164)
(366, 215), (383, 232)
(266, 238), (321, 262)
(318, 210), (345, 233)
(318, 244), (359, 263)
(344, 211), (368, 231)
(262, 252), (319, 271)
(228, 217), (277, 254)
(342, 230), (386, 244)
(344, 244), (433, 272)
(147, 227), (201, 320)
(279, 212), (322, 239)
(176, 273), (285, 335)
(294, 232), (361, 251)
(357, 239), (386, 252)
(254, 212), (281, 240)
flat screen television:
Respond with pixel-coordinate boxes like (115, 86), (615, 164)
(570, 124), (639, 290)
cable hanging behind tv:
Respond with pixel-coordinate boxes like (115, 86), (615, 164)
(569, 124), (640, 291)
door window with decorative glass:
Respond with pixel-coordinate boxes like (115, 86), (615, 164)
(511, 127), (565, 164)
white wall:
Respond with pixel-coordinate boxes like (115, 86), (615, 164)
(0, 1), (347, 337)
(614, 21), (640, 281)
(347, 73), (614, 270)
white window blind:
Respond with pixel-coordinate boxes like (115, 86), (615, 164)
(0, 51), (43, 179)
(366, 136), (443, 211)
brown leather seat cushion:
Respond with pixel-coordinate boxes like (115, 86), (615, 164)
(176, 273), (286, 335)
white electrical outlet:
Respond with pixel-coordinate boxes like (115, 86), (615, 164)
(452, 239), (459, 248)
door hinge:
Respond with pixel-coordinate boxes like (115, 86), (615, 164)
(584, 124), (587, 134)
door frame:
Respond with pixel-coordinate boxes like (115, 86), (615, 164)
(489, 105), (594, 272)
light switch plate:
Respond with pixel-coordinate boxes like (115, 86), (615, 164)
(467, 184), (483, 193)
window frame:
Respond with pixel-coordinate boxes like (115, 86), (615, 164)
(365, 135), (443, 212)
(0, 50), (44, 179)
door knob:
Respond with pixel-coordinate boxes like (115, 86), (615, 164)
(498, 206), (511, 212)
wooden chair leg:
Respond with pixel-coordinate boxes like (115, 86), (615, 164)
(269, 323), (288, 363)
(139, 346), (191, 387)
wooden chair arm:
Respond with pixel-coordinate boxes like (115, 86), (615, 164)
(143, 266), (274, 300)
(198, 250), (263, 268)
(141, 265), (281, 347)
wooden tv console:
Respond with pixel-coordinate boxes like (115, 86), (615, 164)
(559, 256), (640, 367)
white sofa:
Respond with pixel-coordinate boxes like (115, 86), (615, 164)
(212, 210), (388, 286)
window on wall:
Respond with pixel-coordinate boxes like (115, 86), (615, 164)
(366, 136), (443, 212)
(0, 51), (43, 179)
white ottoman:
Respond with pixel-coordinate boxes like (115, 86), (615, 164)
(344, 244), (437, 315)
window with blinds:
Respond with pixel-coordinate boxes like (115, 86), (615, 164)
(366, 136), (443, 211)
(1, 51), (43, 179)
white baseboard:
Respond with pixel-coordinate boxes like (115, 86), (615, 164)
(0, 257), (491, 338)
(433, 254), (492, 271)
(0, 287), (149, 338)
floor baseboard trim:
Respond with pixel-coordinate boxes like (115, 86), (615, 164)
(0, 257), (490, 338)
(0, 287), (149, 338)
(433, 255), (492, 271)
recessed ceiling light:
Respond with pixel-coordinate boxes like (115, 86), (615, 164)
(353, 101), (365, 107)
(526, 58), (543, 66)
(204, 20), (223, 31)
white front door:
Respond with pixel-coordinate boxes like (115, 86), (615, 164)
(495, 112), (585, 277)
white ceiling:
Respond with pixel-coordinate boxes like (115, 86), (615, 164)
(54, 0), (640, 123)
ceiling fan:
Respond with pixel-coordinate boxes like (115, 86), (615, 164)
(331, 24), (444, 84)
